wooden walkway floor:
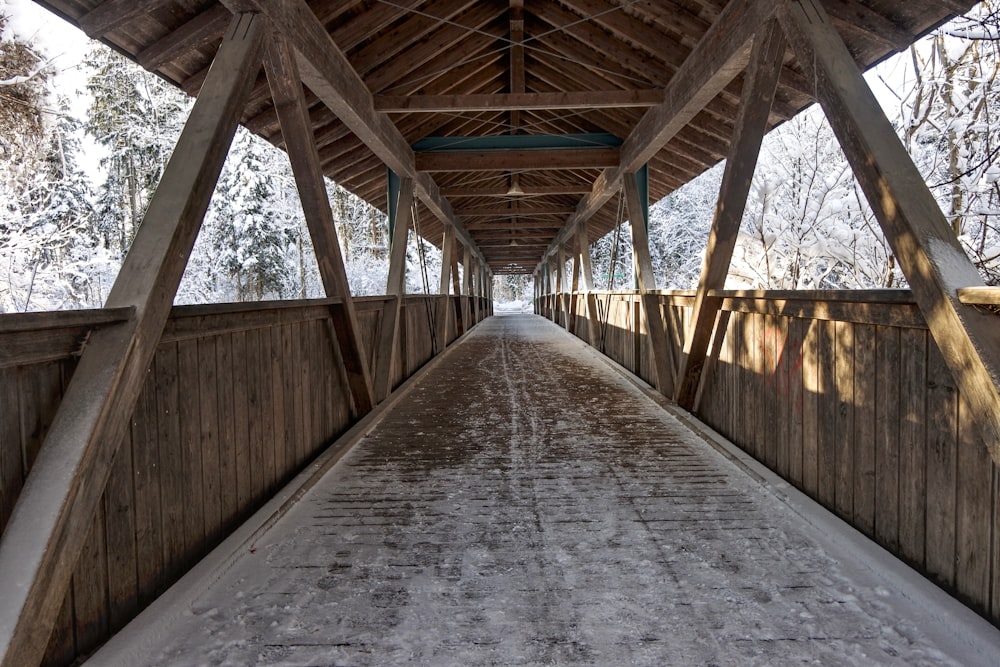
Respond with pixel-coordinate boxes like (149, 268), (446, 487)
(92, 314), (1000, 666)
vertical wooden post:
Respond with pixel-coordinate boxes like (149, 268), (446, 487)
(373, 174), (413, 402)
(484, 264), (492, 315)
(0, 15), (266, 667)
(463, 246), (473, 330)
(568, 245), (581, 334)
(780, 0), (1000, 461)
(549, 256), (559, 322)
(437, 225), (455, 349)
(451, 239), (464, 336)
(555, 251), (565, 326)
(264, 34), (375, 415)
(531, 270), (536, 313)
(471, 256), (481, 323)
(624, 171), (674, 394)
(577, 224), (601, 346)
(675, 20), (785, 409)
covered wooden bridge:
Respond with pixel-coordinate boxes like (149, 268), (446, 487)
(2, 0), (1000, 664)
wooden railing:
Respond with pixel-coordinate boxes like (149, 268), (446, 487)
(541, 288), (999, 629)
(0, 294), (489, 666)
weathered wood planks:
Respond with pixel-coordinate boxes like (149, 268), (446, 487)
(0, 291), (487, 667)
(553, 287), (999, 631)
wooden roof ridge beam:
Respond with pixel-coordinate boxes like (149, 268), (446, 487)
(675, 19), (786, 409)
(221, 0), (486, 266)
(264, 34), (375, 415)
(779, 0), (1000, 463)
(375, 89), (663, 112)
(0, 14), (267, 667)
(538, 0), (776, 271)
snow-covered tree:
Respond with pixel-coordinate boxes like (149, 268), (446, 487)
(893, 3), (1000, 284)
(84, 45), (188, 259)
(207, 129), (296, 302)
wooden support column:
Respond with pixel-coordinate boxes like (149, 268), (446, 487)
(451, 241), (464, 337)
(577, 224), (601, 346)
(556, 248), (566, 328)
(676, 20), (785, 409)
(779, 0), (1000, 462)
(0, 15), (266, 667)
(463, 245), (473, 331)
(624, 171), (673, 394)
(549, 253), (562, 324)
(373, 175), (414, 402)
(437, 225), (456, 349)
(533, 268), (543, 315)
(568, 246), (581, 335)
(483, 264), (491, 315)
(264, 34), (375, 416)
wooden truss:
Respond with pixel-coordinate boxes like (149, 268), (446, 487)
(0, 5), (489, 663)
(535, 0), (1000, 465)
(673, 0), (1000, 466)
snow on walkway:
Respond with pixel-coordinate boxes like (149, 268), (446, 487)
(92, 314), (1000, 666)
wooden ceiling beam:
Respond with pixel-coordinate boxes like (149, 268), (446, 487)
(466, 221), (565, 230)
(456, 206), (577, 216)
(226, 0), (485, 264)
(416, 147), (620, 172)
(540, 0), (773, 268)
(443, 184), (593, 196)
(376, 89), (662, 113)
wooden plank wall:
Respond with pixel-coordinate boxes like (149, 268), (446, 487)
(0, 295), (487, 666)
(541, 289), (999, 629)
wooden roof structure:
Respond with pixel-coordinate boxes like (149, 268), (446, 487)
(33, 0), (976, 274)
(3, 4), (1000, 666)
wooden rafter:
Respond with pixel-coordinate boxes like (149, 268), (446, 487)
(0, 14), (266, 667)
(778, 0), (1000, 462)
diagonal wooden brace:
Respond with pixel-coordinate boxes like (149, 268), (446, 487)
(373, 178), (414, 402)
(264, 34), (375, 416)
(624, 172), (674, 394)
(779, 0), (1000, 462)
(0, 14), (267, 667)
(675, 20), (786, 409)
